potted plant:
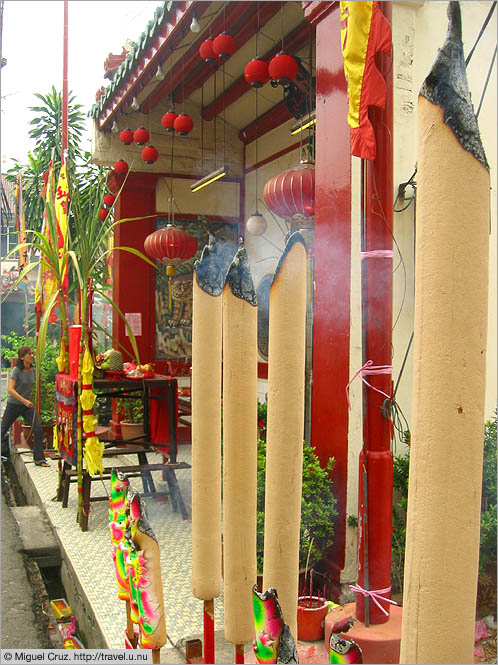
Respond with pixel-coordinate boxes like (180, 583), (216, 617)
(257, 436), (337, 575)
(116, 394), (144, 441)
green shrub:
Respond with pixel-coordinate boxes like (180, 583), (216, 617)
(391, 412), (497, 590)
(257, 438), (337, 574)
(116, 395), (144, 424)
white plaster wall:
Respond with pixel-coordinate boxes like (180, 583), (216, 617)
(392, 0), (497, 430)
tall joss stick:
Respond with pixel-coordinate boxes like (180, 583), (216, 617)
(192, 238), (227, 664)
(400, 3), (490, 663)
(263, 233), (308, 641)
(222, 245), (258, 664)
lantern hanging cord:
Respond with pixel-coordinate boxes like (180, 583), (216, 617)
(201, 81), (204, 177)
(170, 131), (175, 224)
(255, 87), (259, 211)
(281, 1), (284, 51)
(223, 61), (226, 166)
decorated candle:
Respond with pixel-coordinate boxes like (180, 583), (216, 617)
(127, 490), (167, 655)
(400, 4), (490, 663)
(222, 244), (258, 645)
(262, 233), (308, 641)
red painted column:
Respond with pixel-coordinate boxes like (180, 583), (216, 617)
(304, 1), (351, 586)
(355, 2), (394, 625)
(112, 172), (162, 363)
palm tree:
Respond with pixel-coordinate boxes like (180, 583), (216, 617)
(5, 86), (87, 235)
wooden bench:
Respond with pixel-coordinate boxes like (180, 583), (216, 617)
(56, 445), (190, 531)
(60, 460), (190, 531)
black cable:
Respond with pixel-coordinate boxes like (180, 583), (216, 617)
(476, 45), (497, 119)
(465, 2), (496, 66)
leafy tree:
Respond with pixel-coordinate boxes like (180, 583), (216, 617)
(5, 86), (87, 235)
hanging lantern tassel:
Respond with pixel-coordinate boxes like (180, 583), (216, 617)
(167, 265), (176, 311)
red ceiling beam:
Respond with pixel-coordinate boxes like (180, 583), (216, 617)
(142, 1), (256, 114)
(173, 1), (283, 105)
(97, 1), (197, 131)
(238, 100), (292, 144)
(202, 20), (312, 122)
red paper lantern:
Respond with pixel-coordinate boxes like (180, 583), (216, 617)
(144, 225), (198, 265)
(119, 128), (134, 145)
(161, 110), (178, 132)
(98, 208), (109, 221)
(114, 160), (129, 175)
(103, 193), (116, 208)
(199, 38), (216, 62)
(173, 113), (194, 136)
(144, 225), (198, 310)
(263, 161), (315, 226)
(133, 127), (150, 145)
(244, 58), (270, 88)
(213, 32), (236, 59)
(141, 145), (159, 164)
(269, 51), (298, 85)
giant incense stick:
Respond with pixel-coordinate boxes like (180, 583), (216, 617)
(400, 4), (490, 663)
(262, 233), (308, 641)
(222, 244), (258, 662)
(192, 237), (233, 663)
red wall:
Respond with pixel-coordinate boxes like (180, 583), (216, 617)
(112, 172), (161, 365)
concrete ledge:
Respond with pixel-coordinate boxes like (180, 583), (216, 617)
(10, 505), (61, 567)
(11, 451), (108, 649)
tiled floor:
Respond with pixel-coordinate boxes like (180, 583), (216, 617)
(16, 444), (225, 650)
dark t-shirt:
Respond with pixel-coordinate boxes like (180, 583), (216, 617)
(7, 365), (34, 405)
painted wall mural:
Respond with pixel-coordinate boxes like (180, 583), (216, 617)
(155, 218), (238, 360)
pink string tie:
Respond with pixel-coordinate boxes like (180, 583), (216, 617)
(346, 360), (392, 410)
(360, 249), (394, 260)
(349, 584), (399, 616)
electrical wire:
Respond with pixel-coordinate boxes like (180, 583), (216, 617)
(476, 45), (497, 119)
(465, 2), (496, 66)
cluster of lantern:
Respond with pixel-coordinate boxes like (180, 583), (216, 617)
(244, 51), (298, 89)
(160, 111), (194, 135)
(118, 126), (159, 165)
(98, 192), (117, 222)
(199, 32), (236, 61)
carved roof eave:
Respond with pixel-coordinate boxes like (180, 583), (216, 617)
(90, 1), (196, 134)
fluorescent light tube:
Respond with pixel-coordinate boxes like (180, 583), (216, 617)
(191, 166), (229, 193)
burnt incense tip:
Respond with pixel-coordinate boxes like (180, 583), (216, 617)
(226, 243), (257, 306)
(420, 0), (488, 169)
(195, 234), (237, 296)
(272, 231), (307, 286)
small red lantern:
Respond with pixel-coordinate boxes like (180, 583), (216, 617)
(173, 113), (194, 136)
(263, 161), (315, 226)
(144, 225), (198, 310)
(244, 58), (270, 88)
(114, 160), (129, 175)
(141, 145), (159, 164)
(133, 127), (150, 145)
(119, 128), (134, 145)
(213, 32), (236, 59)
(103, 193), (116, 208)
(161, 110), (178, 132)
(269, 51), (298, 85)
(98, 208), (109, 221)
(199, 38), (216, 62)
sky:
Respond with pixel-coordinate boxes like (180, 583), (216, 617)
(1, 0), (163, 171)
